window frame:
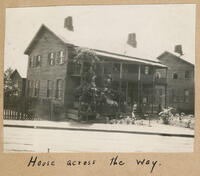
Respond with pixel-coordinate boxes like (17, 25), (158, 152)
(29, 56), (34, 68)
(36, 55), (41, 67)
(55, 79), (63, 99)
(173, 73), (178, 79)
(185, 71), (190, 79)
(49, 52), (55, 66)
(57, 51), (65, 64)
(184, 89), (189, 103)
(144, 66), (149, 75)
(47, 80), (52, 98)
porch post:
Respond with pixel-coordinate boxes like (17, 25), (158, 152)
(137, 64), (141, 109)
(117, 62), (123, 112)
(151, 66), (155, 114)
(165, 67), (168, 108)
(119, 62), (123, 91)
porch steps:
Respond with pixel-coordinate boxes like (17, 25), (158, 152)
(66, 109), (79, 121)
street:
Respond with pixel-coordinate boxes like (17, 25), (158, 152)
(3, 126), (194, 152)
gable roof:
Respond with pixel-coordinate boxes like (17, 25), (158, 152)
(24, 24), (67, 55)
(10, 69), (22, 80)
(157, 51), (194, 67)
(24, 24), (167, 68)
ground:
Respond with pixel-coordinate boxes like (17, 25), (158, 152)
(3, 120), (194, 153)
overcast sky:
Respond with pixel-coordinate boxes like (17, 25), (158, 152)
(4, 4), (196, 77)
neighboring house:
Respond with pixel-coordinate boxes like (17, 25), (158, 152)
(24, 18), (168, 120)
(10, 69), (26, 97)
(157, 49), (194, 113)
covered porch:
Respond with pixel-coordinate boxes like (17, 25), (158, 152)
(66, 50), (168, 119)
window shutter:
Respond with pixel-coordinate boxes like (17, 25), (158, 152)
(48, 53), (51, 65)
(57, 51), (60, 64)
(38, 55), (41, 66)
(29, 57), (32, 67)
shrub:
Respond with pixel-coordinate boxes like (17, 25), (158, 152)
(159, 107), (174, 124)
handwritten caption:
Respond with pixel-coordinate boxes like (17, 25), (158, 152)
(27, 155), (161, 173)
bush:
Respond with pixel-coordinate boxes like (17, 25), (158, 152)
(159, 107), (174, 124)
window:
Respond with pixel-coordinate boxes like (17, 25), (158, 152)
(159, 89), (162, 95)
(28, 80), (32, 96)
(184, 90), (189, 103)
(185, 71), (190, 79)
(28, 80), (34, 97)
(113, 63), (120, 73)
(47, 80), (52, 98)
(173, 73), (178, 79)
(73, 63), (81, 75)
(172, 89), (178, 103)
(155, 72), (161, 79)
(104, 63), (112, 74)
(48, 52), (55, 66)
(57, 51), (65, 64)
(144, 66), (149, 75)
(29, 56), (34, 68)
(36, 55), (41, 67)
(56, 79), (62, 99)
(15, 80), (19, 88)
(143, 97), (148, 103)
(34, 80), (40, 97)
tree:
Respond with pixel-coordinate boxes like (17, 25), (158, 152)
(73, 47), (125, 120)
(4, 67), (19, 97)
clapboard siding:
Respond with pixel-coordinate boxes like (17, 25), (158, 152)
(26, 29), (68, 104)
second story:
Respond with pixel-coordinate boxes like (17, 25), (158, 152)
(67, 48), (167, 85)
(157, 49), (194, 88)
(24, 25), (69, 80)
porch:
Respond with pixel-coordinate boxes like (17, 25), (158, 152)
(66, 58), (167, 120)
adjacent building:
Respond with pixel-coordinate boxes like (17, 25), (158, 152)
(10, 69), (26, 97)
(157, 48), (194, 113)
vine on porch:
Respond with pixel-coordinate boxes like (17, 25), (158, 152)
(73, 47), (125, 121)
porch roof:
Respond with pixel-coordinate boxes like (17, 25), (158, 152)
(94, 50), (168, 68)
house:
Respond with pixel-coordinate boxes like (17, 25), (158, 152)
(10, 69), (26, 97)
(157, 47), (194, 113)
(24, 17), (168, 120)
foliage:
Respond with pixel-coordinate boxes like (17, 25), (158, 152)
(73, 47), (125, 119)
(158, 107), (174, 124)
(4, 67), (19, 97)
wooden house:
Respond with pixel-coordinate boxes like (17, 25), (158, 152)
(24, 19), (168, 120)
(157, 48), (194, 113)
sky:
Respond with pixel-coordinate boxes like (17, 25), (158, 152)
(4, 4), (196, 77)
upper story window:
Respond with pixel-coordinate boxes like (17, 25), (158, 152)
(185, 71), (190, 79)
(48, 52), (55, 66)
(144, 66), (149, 75)
(173, 73), (178, 79)
(36, 55), (41, 67)
(29, 56), (34, 68)
(57, 51), (65, 64)
(113, 63), (120, 72)
(155, 72), (161, 79)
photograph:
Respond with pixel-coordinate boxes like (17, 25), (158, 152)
(3, 4), (195, 153)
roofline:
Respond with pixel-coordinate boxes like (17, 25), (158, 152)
(24, 24), (166, 68)
(10, 69), (21, 79)
(24, 24), (68, 55)
(157, 51), (194, 67)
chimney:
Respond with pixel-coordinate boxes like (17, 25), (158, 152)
(174, 44), (183, 56)
(127, 33), (137, 48)
(64, 16), (74, 31)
